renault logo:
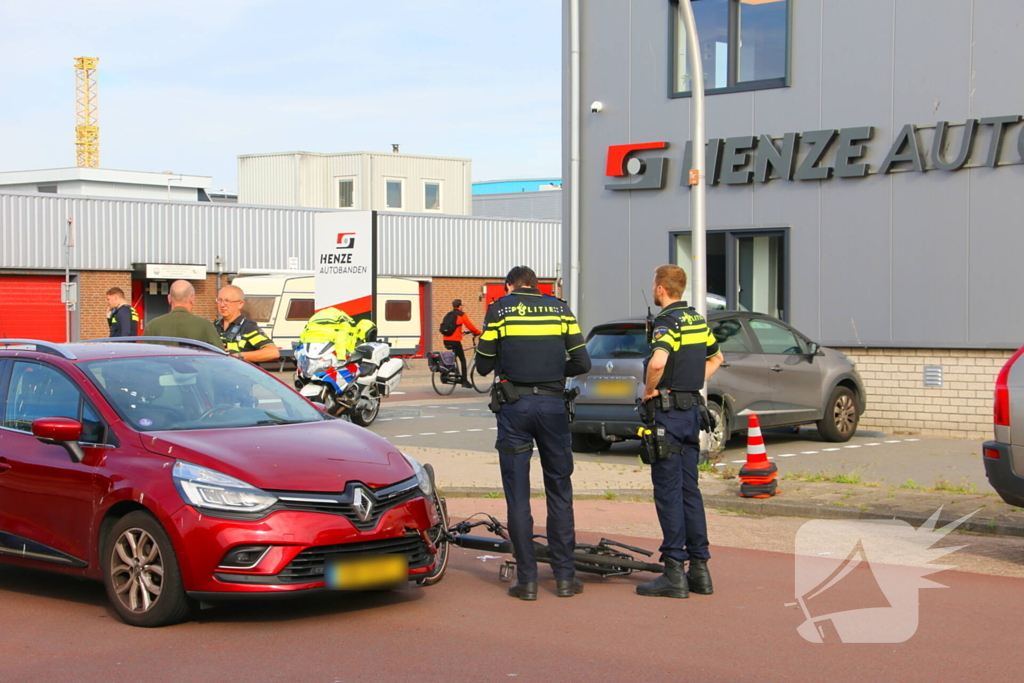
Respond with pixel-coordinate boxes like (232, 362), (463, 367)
(606, 361), (614, 373)
(352, 487), (374, 523)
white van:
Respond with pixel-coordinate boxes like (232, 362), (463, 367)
(231, 274), (423, 358)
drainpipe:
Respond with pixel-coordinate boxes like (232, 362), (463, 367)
(569, 0), (581, 314)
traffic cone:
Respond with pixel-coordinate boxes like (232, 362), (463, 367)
(738, 413), (779, 498)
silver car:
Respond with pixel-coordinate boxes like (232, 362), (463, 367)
(983, 346), (1024, 506)
(568, 312), (867, 454)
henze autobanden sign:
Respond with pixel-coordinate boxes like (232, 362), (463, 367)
(314, 210), (376, 320)
(605, 115), (1024, 190)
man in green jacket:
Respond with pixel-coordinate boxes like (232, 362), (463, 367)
(143, 280), (223, 349)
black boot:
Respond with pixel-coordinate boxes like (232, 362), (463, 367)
(508, 581), (538, 601)
(687, 559), (714, 595)
(556, 578), (584, 597)
(636, 558), (688, 599)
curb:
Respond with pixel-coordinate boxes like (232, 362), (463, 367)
(438, 487), (1024, 538)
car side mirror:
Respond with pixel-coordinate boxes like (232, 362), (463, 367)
(32, 417), (86, 463)
(807, 342), (821, 360)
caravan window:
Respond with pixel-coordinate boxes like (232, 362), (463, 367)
(286, 299), (316, 321)
(241, 296), (275, 323)
(385, 300), (412, 322)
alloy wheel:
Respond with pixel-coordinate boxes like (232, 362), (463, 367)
(833, 393), (857, 437)
(110, 527), (165, 614)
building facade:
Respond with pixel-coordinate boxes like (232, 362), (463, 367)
(0, 167), (212, 202)
(564, 0), (1024, 438)
(238, 150), (472, 215)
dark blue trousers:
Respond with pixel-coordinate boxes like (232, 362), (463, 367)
(495, 394), (576, 582)
(651, 405), (711, 563)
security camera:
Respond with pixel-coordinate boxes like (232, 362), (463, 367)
(590, 101), (604, 114)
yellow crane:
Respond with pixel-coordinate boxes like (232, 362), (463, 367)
(74, 57), (99, 168)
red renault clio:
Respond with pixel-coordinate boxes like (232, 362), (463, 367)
(0, 339), (449, 627)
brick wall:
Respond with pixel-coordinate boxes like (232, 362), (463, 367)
(836, 347), (1013, 440)
(79, 270), (131, 340)
(192, 274), (221, 322)
(427, 277), (559, 353)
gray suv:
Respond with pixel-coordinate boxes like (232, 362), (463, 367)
(983, 347), (1024, 506)
(568, 312), (867, 454)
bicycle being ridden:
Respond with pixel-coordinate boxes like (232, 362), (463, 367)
(428, 333), (491, 395)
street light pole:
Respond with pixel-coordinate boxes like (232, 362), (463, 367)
(679, 0), (706, 320)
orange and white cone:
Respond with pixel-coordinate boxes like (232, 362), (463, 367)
(738, 413), (779, 498)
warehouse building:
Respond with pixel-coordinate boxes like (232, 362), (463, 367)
(563, 0), (1023, 439)
(0, 192), (558, 355)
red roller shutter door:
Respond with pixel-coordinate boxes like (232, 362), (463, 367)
(0, 275), (67, 342)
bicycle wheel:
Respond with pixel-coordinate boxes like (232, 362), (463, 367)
(469, 359), (491, 394)
(431, 369), (456, 395)
(419, 473), (450, 586)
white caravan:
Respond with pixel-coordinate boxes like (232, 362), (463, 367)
(231, 274), (423, 357)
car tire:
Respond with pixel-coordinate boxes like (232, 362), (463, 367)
(102, 511), (195, 628)
(351, 386), (380, 427)
(571, 433), (612, 453)
(816, 386), (859, 442)
(706, 399), (729, 456)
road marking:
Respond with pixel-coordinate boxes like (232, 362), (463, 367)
(489, 427), (498, 430)
(865, 443), (881, 446)
(394, 435), (411, 438)
(714, 463), (726, 467)
(732, 460), (746, 464)
(799, 451), (818, 455)
(467, 428), (483, 432)
(399, 416), (415, 420)
(904, 438), (920, 442)
(844, 445), (862, 449)
(377, 418), (392, 422)
(419, 432), (437, 436)
(443, 430), (460, 434)
(823, 448), (841, 452)
(884, 440), (901, 443)
(391, 391), (406, 395)
(777, 453), (798, 457)
(447, 406), (460, 410)
(421, 415), (436, 419)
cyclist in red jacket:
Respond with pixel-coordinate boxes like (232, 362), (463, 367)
(441, 299), (482, 388)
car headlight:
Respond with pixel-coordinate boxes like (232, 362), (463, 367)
(172, 461), (278, 514)
(401, 453), (433, 497)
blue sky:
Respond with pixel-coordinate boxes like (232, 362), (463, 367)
(0, 0), (562, 192)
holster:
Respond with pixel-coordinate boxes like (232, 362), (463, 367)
(635, 398), (674, 464)
(488, 377), (520, 413)
(564, 386), (580, 423)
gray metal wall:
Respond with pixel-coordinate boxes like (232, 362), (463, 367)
(564, 0), (1024, 349)
(0, 193), (559, 279)
(473, 190), (563, 221)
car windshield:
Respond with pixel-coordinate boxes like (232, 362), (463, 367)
(79, 355), (324, 431)
(586, 326), (649, 358)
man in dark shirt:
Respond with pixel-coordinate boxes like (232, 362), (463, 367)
(476, 266), (591, 601)
(106, 287), (138, 337)
(143, 280), (223, 349)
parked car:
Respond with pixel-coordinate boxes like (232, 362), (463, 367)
(983, 346), (1024, 506)
(567, 312), (867, 454)
(0, 338), (447, 627)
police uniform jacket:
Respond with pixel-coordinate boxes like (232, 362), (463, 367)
(215, 315), (275, 354)
(143, 307), (224, 349)
(647, 301), (720, 393)
(475, 287), (591, 391)
(108, 304), (139, 337)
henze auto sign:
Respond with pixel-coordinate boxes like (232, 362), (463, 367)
(605, 115), (1024, 190)
(313, 210), (376, 320)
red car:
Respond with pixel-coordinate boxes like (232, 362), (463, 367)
(0, 338), (449, 627)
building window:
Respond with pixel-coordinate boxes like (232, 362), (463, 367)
(672, 229), (787, 320)
(285, 299), (315, 321)
(37, 185), (57, 193)
(338, 179), (354, 208)
(386, 180), (403, 209)
(424, 181), (441, 211)
(384, 300), (412, 322)
(671, 0), (790, 98)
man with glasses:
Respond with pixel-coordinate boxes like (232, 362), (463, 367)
(214, 285), (279, 363)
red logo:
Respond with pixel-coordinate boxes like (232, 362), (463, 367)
(336, 232), (356, 249)
(605, 142), (668, 176)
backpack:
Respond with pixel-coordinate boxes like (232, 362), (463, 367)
(439, 310), (460, 336)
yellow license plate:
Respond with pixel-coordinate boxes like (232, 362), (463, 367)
(592, 378), (636, 398)
(325, 554), (409, 590)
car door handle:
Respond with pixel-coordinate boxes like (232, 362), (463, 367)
(719, 362), (731, 368)
(0, 458), (11, 472)
(770, 365), (783, 372)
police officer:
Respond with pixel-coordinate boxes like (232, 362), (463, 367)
(636, 264), (724, 599)
(475, 266), (591, 601)
(106, 287), (139, 337)
(214, 285), (280, 363)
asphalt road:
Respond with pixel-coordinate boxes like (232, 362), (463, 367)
(2, 499), (1022, 682)
(366, 397), (994, 493)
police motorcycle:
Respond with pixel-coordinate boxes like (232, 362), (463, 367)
(293, 340), (403, 426)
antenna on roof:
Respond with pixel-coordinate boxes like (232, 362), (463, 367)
(392, 144), (400, 153)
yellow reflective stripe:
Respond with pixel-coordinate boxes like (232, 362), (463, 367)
(480, 329), (499, 341)
(475, 350), (497, 357)
(503, 324), (564, 337)
(564, 323), (582, 335)
(567, 342), (587, 352)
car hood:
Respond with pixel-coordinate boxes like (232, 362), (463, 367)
(138, 419), (413, 491)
